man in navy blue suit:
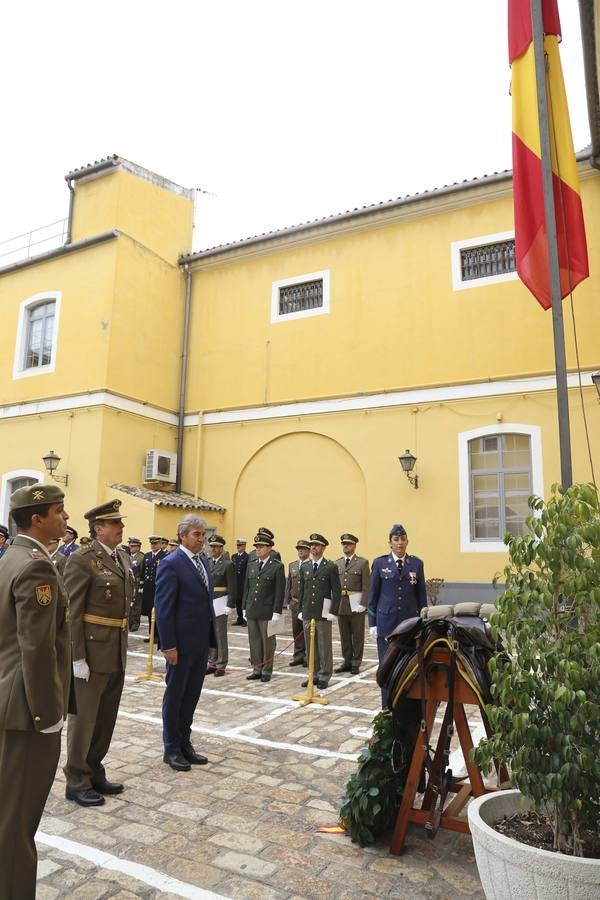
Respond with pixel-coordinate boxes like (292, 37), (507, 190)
(154, 514), (216, 772)
(368, 524), (427, 706)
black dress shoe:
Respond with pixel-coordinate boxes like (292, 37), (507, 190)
(163, 751), (191, 771)
(181, 744), (208, 765)
(289, 659), (304, 667)
(261, 674), (271, 682)
(214, 669), (225, 677)
(246, 671), (262, 680)
(206, 665), (217, 674)
(316, 680), (329, 690)
(234, 618), (246, 626)
(334, 664), (352, 673)
(91, 779), (124, 795)
(350, 666), (360, 675)
(65, 787), (105, 806)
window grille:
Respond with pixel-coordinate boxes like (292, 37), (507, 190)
(460, 239), (515, 282)
(278, 279), (323, 316)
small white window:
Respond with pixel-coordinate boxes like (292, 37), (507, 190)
(0, 470), (45, 536)
(451, 231), (518, 291)
(458, 424), (543, 553)
(13, 291), (61, 379)
(271, 270), (330, 323)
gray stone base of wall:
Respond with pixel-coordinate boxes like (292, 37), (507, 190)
(438, 582), (503, 605)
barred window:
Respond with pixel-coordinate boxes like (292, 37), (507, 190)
(278, 279), (323, 316)
(271, 270), (330, 322)
(460, 239), (515, 282)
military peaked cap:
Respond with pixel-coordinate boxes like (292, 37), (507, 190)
(65, 525), (78, 539)
(208, 534), (226, 546)
(128, 536), (142, 545)
(389, 523), (407, 538)
(149, 535), (161, 542)
(236, 538), (247, 545)
(257, 526), (275, 540)
(10, 483), (64, 513)
(168, 539), (178, 546)
(253, 532), (274, 547)
(84, 499), (125, 522)
(309, 533), (328, 546)
(0, 525), (9, 539)
(295, 539), (311, 549)
(340, 533), (359, 544)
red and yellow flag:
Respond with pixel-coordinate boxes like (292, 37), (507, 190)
(509, 0), (588, 309)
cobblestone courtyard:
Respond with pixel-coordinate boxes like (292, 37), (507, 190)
(36, 616), (485, 899)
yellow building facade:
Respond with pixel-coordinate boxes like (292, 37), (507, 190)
(1, 155), (598, 598)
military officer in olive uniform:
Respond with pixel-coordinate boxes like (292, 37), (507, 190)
(0, 483), (73, 900)
(284, 539), (310, 666)
(48, 536), (68, 575)
(335, 533), (370, 675)
(127, 536), (145, 630)
(206, 535), (237, 676)
(248, 526), (282, 562)
(243, 533), (285, 682)
(63, 499), (133, 806)
(231, 539), (249, 625)
(298, 533), (342, 689)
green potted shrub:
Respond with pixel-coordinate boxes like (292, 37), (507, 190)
(469, 482), (600, 898)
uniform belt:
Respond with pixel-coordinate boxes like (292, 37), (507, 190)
(213, 586), (228, 594)
(83, 613), (128, 629)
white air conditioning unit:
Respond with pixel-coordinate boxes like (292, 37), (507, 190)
(144, 449), (177, 483)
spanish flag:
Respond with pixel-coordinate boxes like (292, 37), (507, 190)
(509, 0), (589, 310)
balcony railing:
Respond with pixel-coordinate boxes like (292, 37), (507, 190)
(0, 218), (68, 268)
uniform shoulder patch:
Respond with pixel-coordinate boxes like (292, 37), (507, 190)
(35, 584), (53, 606)
(79, 542), (94, 555)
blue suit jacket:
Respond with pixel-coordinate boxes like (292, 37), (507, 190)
(154, 547), (216, 654)
(368, 553), (427, 639)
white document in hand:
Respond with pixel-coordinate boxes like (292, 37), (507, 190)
(349, 592), (365, 613)
(322, 597), (331, 617)
(213, 594), (229, 617)
(267, 616), (287, 637)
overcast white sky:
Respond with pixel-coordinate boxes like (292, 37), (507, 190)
(0, 0), (590, 253)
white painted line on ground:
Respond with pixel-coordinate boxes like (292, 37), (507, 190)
(228, 704), (293, 733)
(36, 831), (228, 899)
(118, 710), (359, 761)
(124, 676), (377, 716)
(448, 721), (486, 776)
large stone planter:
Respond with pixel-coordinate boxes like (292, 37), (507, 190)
(468, 790), (600, 900)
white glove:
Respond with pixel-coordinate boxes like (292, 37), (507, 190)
(325, 613), (337, 622)
(242, 609), (247, 620)
(271, 612), (281, 622)
(41, 717), (64, 734)
(73, 659), (90, 681)
(369, 626), (378, 638)
(298, 612), (303, 621)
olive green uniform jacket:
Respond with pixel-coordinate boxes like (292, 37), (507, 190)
(210, 554), (237, 609)
(336, 554), (370, 614)
(298, 558), (342, 620)
(64, 540), (133, 672)
(0, 535), (72, 731)
(242, 556), (285, 619)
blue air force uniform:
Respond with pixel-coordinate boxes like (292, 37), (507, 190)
(368, 552), (426, 665)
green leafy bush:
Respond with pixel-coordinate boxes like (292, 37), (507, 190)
(474, 483), (600, 856)
(339, 709), (409, 846)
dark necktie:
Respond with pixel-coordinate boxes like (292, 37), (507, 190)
(193, 554), (208, 589)
(313, 561), (318, 575)
(345, 558), (350, 569)
(258, 560), (264, 573)
(397, 558), (403, 574)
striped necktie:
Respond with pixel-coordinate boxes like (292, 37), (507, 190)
(193, 554), (209, 589)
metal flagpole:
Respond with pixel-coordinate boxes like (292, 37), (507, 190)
(530, 0), (572, 489)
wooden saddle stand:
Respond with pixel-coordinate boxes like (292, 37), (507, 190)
(377, 603), (506, 855)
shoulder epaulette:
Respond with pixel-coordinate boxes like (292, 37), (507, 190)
(79, 542), (95, 555)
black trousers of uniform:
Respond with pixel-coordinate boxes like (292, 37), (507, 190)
(0, 728), (61, 900)
(162, 647), (209, 753)
(64, 670), (125, 791)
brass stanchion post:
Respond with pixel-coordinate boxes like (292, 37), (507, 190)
(135, 608), (163, 682)
(292, 617), (328, 707)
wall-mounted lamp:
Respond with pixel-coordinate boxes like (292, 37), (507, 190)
(398, 449), (419, 489)
(592, 372), (600, 400)
(42, 450), (69, 486)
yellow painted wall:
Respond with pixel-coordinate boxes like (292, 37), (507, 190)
(185, 172), (600, 414)
(71, 167), (194, 264)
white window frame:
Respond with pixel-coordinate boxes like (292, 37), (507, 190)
(271, 270), (330, 323)
(451, 231), (518, 291)
(13, 291), (61, 379)
(458, 424), (543, 553)
(0, 469), (46, 531)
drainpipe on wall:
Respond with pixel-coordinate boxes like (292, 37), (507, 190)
(176, 265), (192, 492)
(65, 178), (74, 244)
